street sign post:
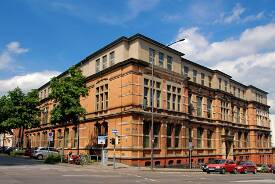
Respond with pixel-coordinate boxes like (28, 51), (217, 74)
(111, 129), (118, 169)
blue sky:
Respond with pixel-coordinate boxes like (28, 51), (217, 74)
(1, 0), (274, 78)
(1, 0), (275, 144)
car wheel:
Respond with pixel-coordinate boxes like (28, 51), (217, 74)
(253, 169), (257, 174)
(37, 154), (43, 160)
(220, 168), (226, 174)
(244, 169), (248, 174)
(207, 171), (210, 174)
(233, 169), (237, 174)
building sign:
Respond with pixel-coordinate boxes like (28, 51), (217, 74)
(98, 136), (107, 145)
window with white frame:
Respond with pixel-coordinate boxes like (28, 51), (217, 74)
(149, 48), (155, 64)
(167, 56), (173, 71)
(159, 52), (164, 67)
(109, 51), (115, 66)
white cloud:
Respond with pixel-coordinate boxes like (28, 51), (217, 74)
(0, 41), (28, 70)
(215, 3), (264, 24)
(172, 23), (275, 65)
(224, 3), (245, 24)
(0, 71), (61, 95)
(172, 23), (275, 145)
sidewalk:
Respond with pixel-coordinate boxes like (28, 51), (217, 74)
(84, 161), (202, 172)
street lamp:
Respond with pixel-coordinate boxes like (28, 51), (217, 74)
(167, 38), (185, 47)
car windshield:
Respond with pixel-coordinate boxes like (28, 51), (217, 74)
(214, 160), (226, 164)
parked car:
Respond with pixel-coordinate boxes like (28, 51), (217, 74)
(3, 147), (15, 155)
(257, 164), (271, 173)
(206, 159), (237, 174)
(236, 161), (257, 174)
(0, 146), (8, 153)
(32, 147), (59, 160)
(25, 147), (37, 157)
(201, 159), (216, 172)
(271, 164), (275, 174)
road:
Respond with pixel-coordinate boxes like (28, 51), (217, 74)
(0, 155), (275, 184)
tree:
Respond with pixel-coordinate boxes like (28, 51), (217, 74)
(0, 87), (40, 147)
(49, 66), (88, 154)
(49, 66), (88, 125)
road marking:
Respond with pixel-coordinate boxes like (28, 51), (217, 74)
(62, 174), (120, 177)
(231, 179), (275, 183)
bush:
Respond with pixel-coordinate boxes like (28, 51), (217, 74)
(44, 154), (61, 164)
(10, 149), (25, 156)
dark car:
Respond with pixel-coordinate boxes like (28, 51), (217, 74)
(236, 161), (257, 174)
(3, 147), (15, 155)
(206, 159), (237, 174)
(271, 164), (275, 174)
(0, 146), (8, 153)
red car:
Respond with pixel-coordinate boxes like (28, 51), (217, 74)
(24, 147), (37, 157)
(236, 161), (257, 174)
(206, 159), (237, 174)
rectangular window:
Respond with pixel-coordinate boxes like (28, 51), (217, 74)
(96, 59), (100, 72)
(197, 96), (202, 117)
(177, 95), (181, 111)
(238, 88), (240, 98)
(102, 55), (107, 69)
(184, 66), (189, 76)
(64, 128), (69, 148)
(95, 84), (108, 111)
(109, 51), (115, 66)
(207, 99), (212, 118)
(237, 107), (240, 123)
(167, 56), (173, 71)
(208, 76), (212, 88)
(167, 93), (171, 110)
(143, 121), (150, 148)
(149, 48), (155, 64)
(153, 123), (160, 148)
(172, 94), (176, 110)
(225, 81), (228, 92)
(218, 78), (222, 90)
(175, 124), (181, 148)
(167, 123), (173, 148)
(73, 127), (78, 148)
(201, 73), (205, 86)
(233, 87), (236, 96)
(193, 70), (197, 83)
(197, 128), (203, 148)
(159, 52), (164, 67)
(207, 130), (213, 148)
(144, 79), (161, 109)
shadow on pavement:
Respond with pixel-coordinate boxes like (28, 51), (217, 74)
(0, 155), (44, 166)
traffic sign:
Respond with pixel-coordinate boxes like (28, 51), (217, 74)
(112, 129), (118, 134)
(98, 136), (107, 144)
(48, 132), (53, 142)
(188, 142), (192, 150)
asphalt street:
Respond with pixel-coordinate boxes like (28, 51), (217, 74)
(0, 155), (275, 184)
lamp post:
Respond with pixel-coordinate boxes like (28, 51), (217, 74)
(167, 38), (185, 47)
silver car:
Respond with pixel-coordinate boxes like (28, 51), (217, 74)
(32, 147), (59, 160)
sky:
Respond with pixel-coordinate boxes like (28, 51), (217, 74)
(1, 0), (275, 144)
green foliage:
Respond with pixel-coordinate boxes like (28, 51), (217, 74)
(0, 87), (40, 134)
(10, 149), (25, 156)
(44, 154), (61, 164)
(49, 66), (88, 125)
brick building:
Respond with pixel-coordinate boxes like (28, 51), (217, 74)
(19, 34), (272, 166)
